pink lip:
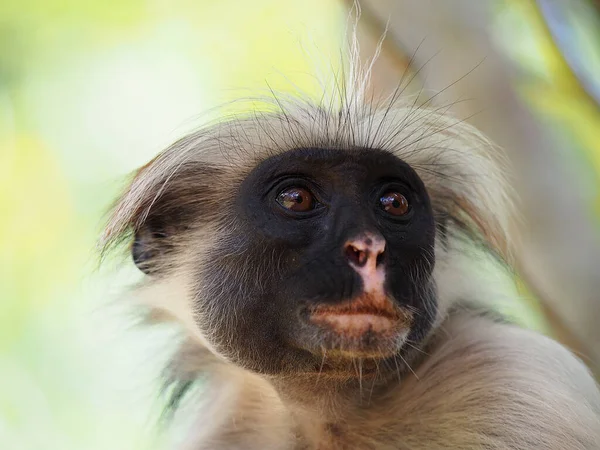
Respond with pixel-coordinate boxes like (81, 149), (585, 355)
(310, 312), (397, 333)
(308, 293), (410, 334)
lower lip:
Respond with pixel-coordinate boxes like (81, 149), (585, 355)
(310, 312), (398, 334)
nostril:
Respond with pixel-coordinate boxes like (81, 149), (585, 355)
(345, 244), (368, 267)
(345, 234), (386, 270)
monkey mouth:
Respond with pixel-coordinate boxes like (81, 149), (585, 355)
(309, 295), (402, 333)
(312, 313), (396, 333)
(303, 293), (413, 358)
(309, 291), (407, 328)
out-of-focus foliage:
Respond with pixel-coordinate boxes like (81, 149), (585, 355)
(494, 0), (600, 221)
(491, 0), (600, 347)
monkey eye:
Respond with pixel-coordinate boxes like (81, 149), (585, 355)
(379, 191), (410, 216)
(277, 187), (316, 212)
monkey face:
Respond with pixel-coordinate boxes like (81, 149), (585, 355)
(110, 101), (511, 382)
(198, 147), (437, 377)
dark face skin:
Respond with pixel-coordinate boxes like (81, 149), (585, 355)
(197, 147), (438, 378)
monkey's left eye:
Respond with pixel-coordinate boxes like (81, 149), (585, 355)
(379, 191), (410, 216)
(276, 187), (316, 212)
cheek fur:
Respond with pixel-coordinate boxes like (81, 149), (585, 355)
(192, 238), (310, 373)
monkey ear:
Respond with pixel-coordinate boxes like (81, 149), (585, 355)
(100, 152), (224, 272)
(131, 219), (178, 275)
(132, 226), (161, 274)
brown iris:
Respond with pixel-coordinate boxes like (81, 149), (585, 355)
(277, 187), (315, 212)
(380, 191), (409, 216)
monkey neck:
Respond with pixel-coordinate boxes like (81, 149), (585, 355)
(265, 372), (400, 444)
(272, 373), (394, 412)
(265, 347), (429, 422)
(196, 346), (426, 447)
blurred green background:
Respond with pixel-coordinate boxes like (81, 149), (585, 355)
(2, 1), (599, 449)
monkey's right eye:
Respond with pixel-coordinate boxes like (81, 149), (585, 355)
(276, 187), (316, 212)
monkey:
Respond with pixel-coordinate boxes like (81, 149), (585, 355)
(101, 43), (600, 449)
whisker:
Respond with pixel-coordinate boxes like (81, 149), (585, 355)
(358, 358), (364, 401)
(397, 353), (420, 381)
(317, 347), (328, 384)
(404, 341), (430, 356)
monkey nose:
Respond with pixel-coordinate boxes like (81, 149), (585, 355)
(344, 233), (387, 295)
(344, 233), (386, 269)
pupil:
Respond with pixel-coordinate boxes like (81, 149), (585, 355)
(296, 195), (303, 204)
(392, 199), (400, 208)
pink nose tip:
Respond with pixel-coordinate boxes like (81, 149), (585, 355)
(344, 233), (386, 268)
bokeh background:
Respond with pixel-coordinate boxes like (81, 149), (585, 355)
(2, 1), (599, 449)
